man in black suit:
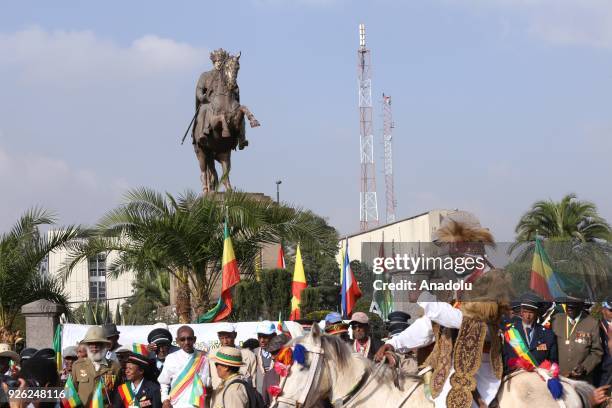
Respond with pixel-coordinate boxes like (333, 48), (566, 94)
(349, 312), (383, 360)
(112, 353), (161, 408)
(503, 293), (558, 372)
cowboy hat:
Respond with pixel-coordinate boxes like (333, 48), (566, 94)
(0, 343), (20, 362)
(81, 326), (112, 345)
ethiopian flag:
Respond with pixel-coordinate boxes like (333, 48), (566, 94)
(60, 375), (82, 408)
(189, 373), (206, 408)
(198, 221), (240, 323)
(530, 238), (567, 301)
(289, 244), (307, 320)
(132, 343), (149, 356)
(53, 324), (63, 372)
(89, 378), (104, 408)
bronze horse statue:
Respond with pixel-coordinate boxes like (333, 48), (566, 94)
(192, 51), (260, 193)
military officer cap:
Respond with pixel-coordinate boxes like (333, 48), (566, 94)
(519, 293), (542, 311)
(147, 328), (173, 345)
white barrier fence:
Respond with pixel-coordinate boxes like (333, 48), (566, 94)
(61, 321), (305, 351)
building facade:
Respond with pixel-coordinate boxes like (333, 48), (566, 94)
(47, 240), (136, 315)
(338, 209), (479, 316)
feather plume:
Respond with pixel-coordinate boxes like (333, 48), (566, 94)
(435, 219), (495, 245)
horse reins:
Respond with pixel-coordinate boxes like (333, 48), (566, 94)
(272, 344), (325, 408)
(272, 345), (422, 408)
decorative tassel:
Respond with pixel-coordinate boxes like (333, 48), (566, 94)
(293, 344), (306, 365)
(508, 357), (534, 371)
(547, 378), (563, 399)
(276, 347), (293, 366)
(268, 385), (282, 397)
(274, 362), (289, 377)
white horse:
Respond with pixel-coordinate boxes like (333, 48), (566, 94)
(271, 324), (432, 408)
(497, 369), (595, 408)
(272, 325), (596, 408)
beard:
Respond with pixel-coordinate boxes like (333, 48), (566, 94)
(87, 347), (107, 362)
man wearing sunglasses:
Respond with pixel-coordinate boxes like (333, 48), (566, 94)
(158, 326), (209, 408)
(349, 312), (382, 360)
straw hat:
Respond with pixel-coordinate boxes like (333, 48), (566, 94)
(213, 346), (244, 367)
(0, 343), (20, 362)
(81, 326), (112, 345)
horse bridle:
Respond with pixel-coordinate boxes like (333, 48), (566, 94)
(271, 343), (325, 408)
(270, 344), (420, 408)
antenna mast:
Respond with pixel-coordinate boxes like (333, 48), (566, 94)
(358, 23), (379, 231)
(382, 93), (397, 223)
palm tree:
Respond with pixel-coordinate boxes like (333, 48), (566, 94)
(513, 193), (611, 245)
(0, 209), (80, 341)
(61, 188), (338, 323)
(121, 271), (172, 325)
(510, 194), (612, 296)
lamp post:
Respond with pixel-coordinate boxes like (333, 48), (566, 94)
(275, 180), (282, 204)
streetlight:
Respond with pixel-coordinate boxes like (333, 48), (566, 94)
(275, 180), (282, 204)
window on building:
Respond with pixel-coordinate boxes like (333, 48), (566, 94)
(88, 253), (107, 300)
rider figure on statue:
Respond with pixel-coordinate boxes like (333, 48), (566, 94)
(193, 48), (248, 150)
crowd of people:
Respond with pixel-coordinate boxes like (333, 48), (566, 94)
(0, 294), (610, 408)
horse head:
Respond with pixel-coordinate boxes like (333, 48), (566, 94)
(224, 51), (240, 91)
(273, 324), (371, 408)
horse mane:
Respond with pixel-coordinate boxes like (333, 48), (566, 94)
(316, 335), (422, 386)
(289, 333), (358, 370)
(319, 334), (353, 369)
(560, 377), (595, 408)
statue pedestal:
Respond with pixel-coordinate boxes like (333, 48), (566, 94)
(21, 300), (64, 349)
(204, 191), (273, 202)
(169, 191), (279, 314)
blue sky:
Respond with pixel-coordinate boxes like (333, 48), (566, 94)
(1, 0), (611, 240)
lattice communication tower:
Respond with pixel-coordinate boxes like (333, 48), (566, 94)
(382, 93), (397, 223)
(358, 23), (379, 231)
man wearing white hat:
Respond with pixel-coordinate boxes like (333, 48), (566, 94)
(71, 325), (121, 406)
(253, 321), (276, 395)
(209, 323), (256, 389)
(60, 346), (78, 386)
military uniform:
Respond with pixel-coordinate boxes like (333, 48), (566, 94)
(551, 312), (603, 381)
(72, 358), (121, 406)
(503, 316), (558, 370)
(111, 379), (161, 408)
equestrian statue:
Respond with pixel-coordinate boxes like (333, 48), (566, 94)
(183, 48), (260, 193)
